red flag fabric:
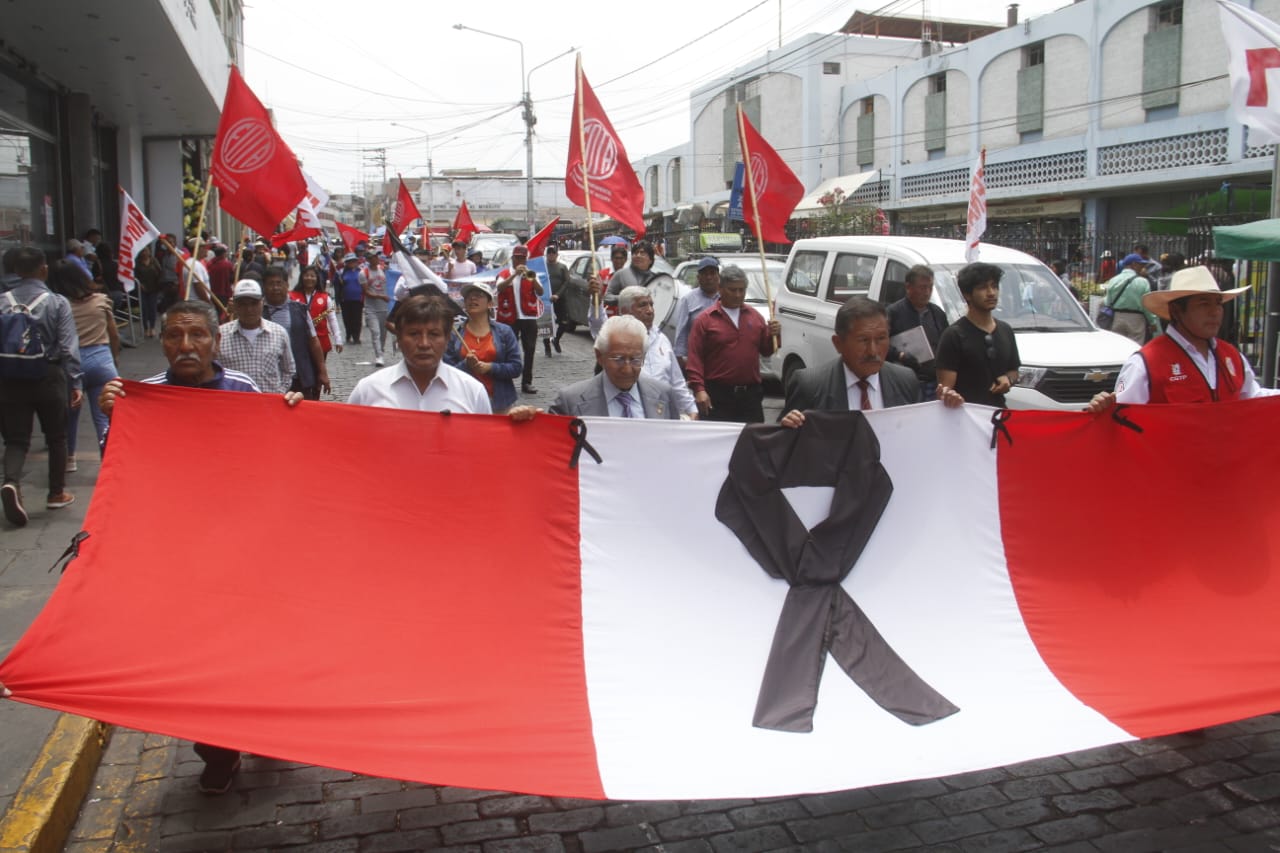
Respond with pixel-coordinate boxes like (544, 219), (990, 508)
(964, 149), (987, 263)
(525, 217), (560, 259)
(565, 57), (645, 237)
(211, 67), (307, 237)
(270, 209), (320, 248)
(384, 176), (424, 255)
(452, 201), (479, 245)
(4, 391), (1280, 800)
(335, 222), (369, 254)
(736, 107), (803, 245)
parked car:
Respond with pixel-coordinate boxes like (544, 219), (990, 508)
(775, 236), (1140, 410)
(672, 254), (786, 381)
(467, 233), (519, 264)
(564, 250), (687, 342)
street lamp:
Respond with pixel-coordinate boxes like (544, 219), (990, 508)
(454, 24), (532, 236)
(390, 122), (433, 241)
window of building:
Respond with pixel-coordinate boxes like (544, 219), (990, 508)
(1018, 43), (1046, 136)
(1024, 42), (1045, 67)
(861, 97), (874, 116)
(930, 74), (947, 95)
(823, 62), (841, 75)
(646, 166), (659, 203)
(1154, 1), (1182, 28)
(925, 75), (947, 153)
(669, 158), (681, 202)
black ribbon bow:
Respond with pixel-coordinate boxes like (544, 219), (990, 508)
(715, 411), (959, 733)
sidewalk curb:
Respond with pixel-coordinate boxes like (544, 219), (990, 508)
(0, 716), (110, 853)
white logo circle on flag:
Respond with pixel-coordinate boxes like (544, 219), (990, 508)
(749, 152), (769, 194)
(582, 119), (618, 180)
(219, 118), (276, 175)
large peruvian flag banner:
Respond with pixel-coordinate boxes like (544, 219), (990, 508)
(2, 387), (1279, 800)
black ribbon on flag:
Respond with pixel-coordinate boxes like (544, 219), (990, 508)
(715, 411), (959, 733)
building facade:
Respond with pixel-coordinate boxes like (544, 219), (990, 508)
(0, 0), (241, 259)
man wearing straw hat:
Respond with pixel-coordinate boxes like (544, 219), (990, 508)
(1088, 266), (1276, 409)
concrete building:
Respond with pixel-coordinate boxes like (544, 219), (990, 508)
(0, 0), (242, 258)
(633, 0), (1277, 258)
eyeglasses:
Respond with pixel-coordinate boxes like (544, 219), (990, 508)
(605, 355), (644, 369)
(984, 333), (997, 361)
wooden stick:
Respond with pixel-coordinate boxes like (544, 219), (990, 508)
(575, 55), (602, 313)
(186, 175), (214, 301)
(737, 104), (778, 348)
(159, 236), (226, 316)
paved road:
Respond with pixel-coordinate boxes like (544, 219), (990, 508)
(31, 326), (1280, 852)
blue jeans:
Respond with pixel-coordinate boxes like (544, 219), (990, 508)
(67, 344), (116, 457)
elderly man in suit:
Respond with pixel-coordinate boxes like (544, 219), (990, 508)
(782, 297), (960, 427)
(549, 315), (683, 419)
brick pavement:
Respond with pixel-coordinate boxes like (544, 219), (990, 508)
(63, 715), (1280, 852)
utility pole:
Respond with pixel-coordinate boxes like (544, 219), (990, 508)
(364, 147), (387, 230)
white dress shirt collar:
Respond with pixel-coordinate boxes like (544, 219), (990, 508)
(843, 363), (884, 410)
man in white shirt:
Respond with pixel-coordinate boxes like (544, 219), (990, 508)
(347, 295), (491, 414)
(590, 285), (697, 417)
(444, 240), (476, 280)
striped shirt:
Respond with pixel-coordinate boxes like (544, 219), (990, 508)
(141, 362), (261, 393)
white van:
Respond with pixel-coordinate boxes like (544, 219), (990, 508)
(775, 237), (1140, 410)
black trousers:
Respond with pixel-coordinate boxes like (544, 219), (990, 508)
(0, 362), (68, 497)
(340, 300), (363, 343)
(705, 381), (765, 424)
(512, 319), (538, 387)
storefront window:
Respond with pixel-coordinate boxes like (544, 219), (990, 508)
(0, 62), (60, 255)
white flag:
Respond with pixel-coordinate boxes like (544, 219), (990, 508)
(298, 170), (330, 230)
(964, 149), (987, 264)
(117, 187), (161, 294)
(1217, 0), (1280, 145)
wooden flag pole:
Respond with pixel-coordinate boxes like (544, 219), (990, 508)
(575, 55), (602, 315)
(230, 225), (248, 283)
(159, 235), (226, 316)
(738, 105), (778, 348)
(186, 175), (214, 299)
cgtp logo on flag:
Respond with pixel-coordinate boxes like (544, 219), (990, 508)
(570, 119), (620, 202)
(748, 152), (769, 196)
(218, 118), (276, 183)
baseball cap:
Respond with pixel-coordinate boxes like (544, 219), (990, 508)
(460, 281), (494, 301)
(342, 252), (358, 262)
(1119, 253), (1147, 268)
(511, 244), (529, 256)
(697, 257), (721, 271)
(232, 280), (263, 300)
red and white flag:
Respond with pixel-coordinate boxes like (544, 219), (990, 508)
(737, 106), (804, 245)
(335, 221), (369, 254)
(452, 200), (479, 245)
(211, 66), (307, 237)
(116, 187), (160, 294)
(964, 148), (987, 263)
(271, 209), (321, 248)
(566, 55), (645, 237)
(1217, 0), (1280, 144)
(298, 169), (330, 231)
(525, 216), (561, 259)
(384, 175), (423, 256)
(3, 390), (1279, 800)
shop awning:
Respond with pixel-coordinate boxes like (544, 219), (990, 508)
(793, 172), (878, 218)
(1213, 218), (1280, 261)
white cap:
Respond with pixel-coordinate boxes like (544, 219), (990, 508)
(232, 279), (263, 300)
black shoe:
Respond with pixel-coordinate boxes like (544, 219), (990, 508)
(522, 384), (538, 395)
(197, 754), (241, 795)
(1, 483), (27, 527)
(543, 339), (552, 357)
(552, 338), (562, 354)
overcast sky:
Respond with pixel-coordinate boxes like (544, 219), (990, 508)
(243, 0), (1068, 196)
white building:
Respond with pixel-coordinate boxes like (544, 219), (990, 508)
(0, 1), (244, 255)
(634, 1), (1277, 251)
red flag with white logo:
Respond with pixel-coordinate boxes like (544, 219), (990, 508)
(452, 200), (480, 245)
(1217, 0), (1280, 144)
(210, 67), (307, 237)
(525, 217), (561, 259)
(964, 148), (987, 263)
(736, 106), (803, 245)
(117, 187), (161, 294)
(271, 209), (320, 248)
(384, 175), (423, 255)
(566, 56), (645, 237)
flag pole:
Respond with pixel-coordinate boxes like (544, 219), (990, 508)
(186, 174), (214, 300)
(575, 55), (601, 314)
(738, 105), (778, 348)
(231, 225), (248, 283)
(159, 235), (225, 316)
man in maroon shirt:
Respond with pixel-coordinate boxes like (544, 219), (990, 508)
(206, 245), (236, 305)
(685, 264), (780, 423)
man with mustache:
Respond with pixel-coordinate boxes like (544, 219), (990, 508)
(97, 298), (301, 795)
(781, 297), (951, 427)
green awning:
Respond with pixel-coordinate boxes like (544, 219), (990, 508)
(1213, 218), (1280, 261)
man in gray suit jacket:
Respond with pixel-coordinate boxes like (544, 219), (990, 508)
(549, 315), (683, 419)
(781, 297), (961, 427)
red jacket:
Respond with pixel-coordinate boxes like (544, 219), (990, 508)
(1138, 333), (1244, 403)
(496, 275), (540, 324)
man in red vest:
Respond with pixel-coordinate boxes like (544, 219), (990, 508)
(1088, 266), (1274, 410)
(496, 244), (543, 395)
